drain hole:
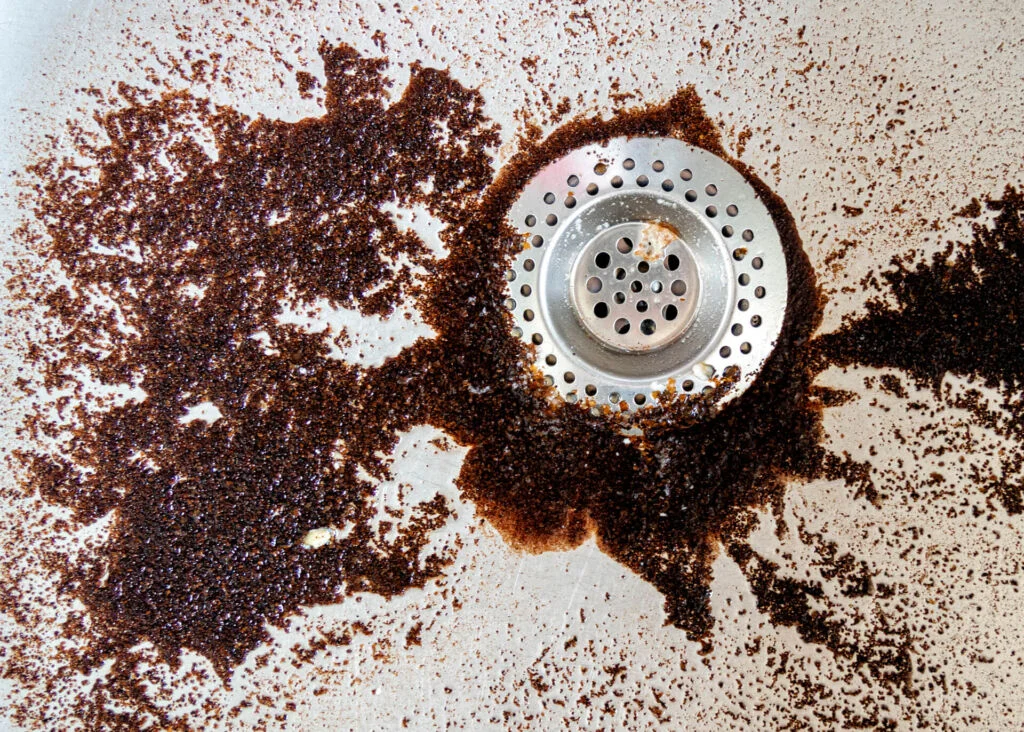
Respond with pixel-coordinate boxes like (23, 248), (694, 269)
(566, 392), (578, 404)
(594, 162), (608, 175)
(546, 354), (557, 366)
(738, 298), (749, 311)
(623, 158), (636, 170)
(616, 237), (633, 253)
(544, 192), (555, 204)
(705, 184), (718, 196)
(611, 176), (623, 188)
(544, 375), (554, 386)
(662, 179), (674, 191)
(545, 213), (558, 226)
(525, 215), (536, 226)
(731, 323), (743, 335)
(742, 229), (754, 242)
(504, 298), (515, 310)
(706, 205), (718, 218)
(652, 160), (665, 172)
(524, 259), (535, 271)
(738, 273), (751, 286)
(595, 252), (610, 268)
(740, 342), (752, 354)
(680, 169), (693, 181)
(636, 300), (649, 313)
(585, 384), (597, 396)
(752, 256), (763, 270)
(755, 286), (766, 298)
(524, 309), (534, 321)
(720, 346), (731, 358)
(722, 225), (734, 238)
(520, 284), (531, 296)
(732, 248), (746, 261)
(636, 175), (650, 187)
(651, 281), (663, 293)
(567, 174), (579, 187)
(682, 379), (694, 391)
(640, 319), (656, 335)
(587, 277), (603, 293)
(564, 196), (577, 209)
(751, 314), (762, 327)
(634, 393), (647, 405)
(532, 234), (544, 247)
(532, 333), (543, 345)
(587, 183), (599, 195)
(637, 261), (650, 273)
(671, 280), (687, 296)
(564, 371), (576, 383)
(663, 304), (678, 320)
(614, 318), (630, 334)
(594, 302), (609, 318)
(614, 267), (627, 280)
(727, 204), (739, 216)
(609, 391), (620, 403)
(613, 292), (626, 304)
(630, 281), (643, 293)
(685, 189), (698, 202)
(665, 254), (680, 271)
(505, 269), (516, 282)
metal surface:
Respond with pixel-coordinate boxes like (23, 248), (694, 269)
(506, 137), (787, 410)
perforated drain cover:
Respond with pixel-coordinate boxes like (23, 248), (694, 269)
(504, 137), (788, 413)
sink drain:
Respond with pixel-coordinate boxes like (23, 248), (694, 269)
(504, 137), (788, 413)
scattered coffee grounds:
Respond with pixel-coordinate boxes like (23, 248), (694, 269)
(6, 36), (1023, 728)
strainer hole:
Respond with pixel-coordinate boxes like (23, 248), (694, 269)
(682, 379), (694, 391)
(634, 393), (647, 405)
(640, 319), (657, 335)
(738, 299), (749, 311)
(740, 342), (752, 354)
(706, 205), (718, 218)
(685, 189), (698, 202)
(623, 158), (635, 170)
(567, 174), (580, 187)
(544, 192), (555, 205)
(742, 229), (754, 242)
(680, 169), (693, 181)
(520, 284), (532, 296)
(613, 292), (626, 304)
(719, 346), (731, 358)
(523, 309), (535, 321)
(665, 254), (680, 271)
(630, 281), (643, 293)
(663, 304), (678, 321)
(614, 318), (630, 334)
(524, 259), (535, 272)
(531, 234), (544, 247)
(751, 315), (762, 327)
(662, 179), (675, 191)
(732, 248), (746, 261)
(636, 300), (649, 313)
(616, 237), (633, 253)
(636, 175), (650, 187)
(594, 302), (609, 318)
(637, 261), (650, 273)
(670, 280), (687, 296)
(525, 215), (536, 227)
(595, 252), (611, 268)
(546, 354), (557, 366)
(586, 183), (599, 196)
(614, 268), (627, 280)
(755, 286), (766, 298)
(651, 281), (663, 293)
(532, 333), (543, 345)
(505, 269), (516, 282)
(722, 225), (734, 238)
(564, 196), (577, 209)
(594, 162), (608, 175)
(752, 256), (763, 270)
(566, 392), (578, 404)
(731, 323), (743, 336)
(726, 204), (739, 216)
(504, 298), (515, 310)
(544, 375), (554, 386)
(545, 213), (558, 226)
(609, 392), (620, 403)
(585, 384), (597, 397)
(705, 184), (718, 196)
(611, 176), (623, 188)
(738, 273), (750, 286)
(586, 277), (602, 293)
(564, 371), (576, 384)
(652, 160), (665, 172)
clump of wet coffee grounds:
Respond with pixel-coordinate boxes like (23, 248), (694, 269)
(815, 187), (1024, 512)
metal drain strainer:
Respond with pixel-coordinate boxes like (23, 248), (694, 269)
(505, 137), (788, 413)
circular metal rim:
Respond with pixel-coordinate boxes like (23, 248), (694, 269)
(505, 137), (788, 414)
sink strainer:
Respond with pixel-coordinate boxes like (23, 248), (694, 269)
(504, 137), (788, 413)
